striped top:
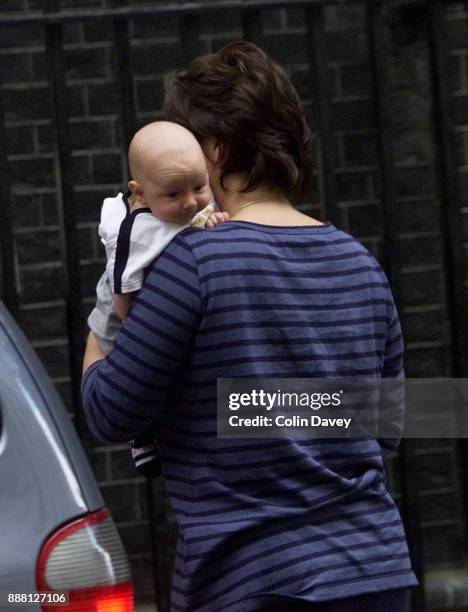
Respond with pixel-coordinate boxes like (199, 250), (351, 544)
(82, 221), (418, 611)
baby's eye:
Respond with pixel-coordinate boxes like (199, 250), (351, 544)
(167, 192), (179, 199)
(195, 184), (206, 192)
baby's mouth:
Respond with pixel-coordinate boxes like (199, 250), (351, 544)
(181, 211), (196, 223)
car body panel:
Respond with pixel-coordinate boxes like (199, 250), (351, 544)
(0, 303), (104, 608)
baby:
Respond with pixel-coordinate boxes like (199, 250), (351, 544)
(87, 121), (227, 477)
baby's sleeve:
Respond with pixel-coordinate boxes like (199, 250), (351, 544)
(98, 194), (124, 246)
(111, 239), (152, 294)
(111, 213), (187, 294)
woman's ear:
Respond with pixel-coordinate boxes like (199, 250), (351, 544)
(217, 141), (229, 165)
(202, 139), (228, 166)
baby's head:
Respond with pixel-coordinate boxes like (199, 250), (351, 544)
(128, 121), (210, 224)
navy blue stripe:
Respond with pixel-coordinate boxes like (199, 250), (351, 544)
(160, 249), (198, 274)
(185, 367), (383, 386)
(183, 368), (382, 390)
(197, 248), (371, 265)
(99, 388), (151, 423)
(112, 342), (176, 376)
(200, 264), (382, 282)
(207, 281), (389, 297)
(384, 352), (403, 368)
(187, 234), (355, 250)
(205, 298), (391, 315)
(386, 333), (403, 350)
(184, 501), (396, 540)
(190, 350), (382, 371)
(113, 203), (151, 293)
(195, 333), (385, 353)
(154, 449), (315, 471)
(133, 296), (196, 334)
(107, 353), (170, 386)
(146, 265), (200, 298)
(314, 566), (414, 593)
(122, 192), (130, 213)
(162, 437), (380, 456)
(130, 312), (187, 348)
(99, 370), (164, 406)
(88, 390), (117, 442)
(119, 326), (180, 362)
(199, 315), (388, 334)
(143, 282), (199, 316)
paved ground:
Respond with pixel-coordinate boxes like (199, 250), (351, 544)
(136, 604), (157, 612)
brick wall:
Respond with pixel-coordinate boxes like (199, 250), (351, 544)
(0, 0), (467, 606)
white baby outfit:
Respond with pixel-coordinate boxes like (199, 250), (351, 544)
(87, 192), (215, 352)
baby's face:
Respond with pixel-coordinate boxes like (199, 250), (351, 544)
(141, 151), (211, 225)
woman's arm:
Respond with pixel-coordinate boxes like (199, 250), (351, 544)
(378, 299), (405, 460)
(81, 235), (201, 442)
(82, 331), (105, 372)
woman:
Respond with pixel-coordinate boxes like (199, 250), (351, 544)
(82, 41), (417, 611)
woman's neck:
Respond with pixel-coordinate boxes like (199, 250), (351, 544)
(219, 186), (288, 219)
(212, 173), (324, 226)
(232, 202), (324, 226)
(215, 180), (323, 227)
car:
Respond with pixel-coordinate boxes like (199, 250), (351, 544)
(0, 300), (135, 611)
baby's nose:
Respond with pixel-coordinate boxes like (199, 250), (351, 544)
(182, 195), (198, 209)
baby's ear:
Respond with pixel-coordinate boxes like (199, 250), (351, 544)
(128, 180), (141, 196)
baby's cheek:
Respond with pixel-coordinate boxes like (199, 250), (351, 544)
(200, 193), (211, 206)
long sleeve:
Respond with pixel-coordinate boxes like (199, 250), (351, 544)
(378, 298), (405, 459)
(81, 234), (201, 442)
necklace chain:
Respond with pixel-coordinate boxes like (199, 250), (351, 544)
(237, 197), (290, 211)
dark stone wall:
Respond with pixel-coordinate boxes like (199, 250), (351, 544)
(0, 0), (467, 606)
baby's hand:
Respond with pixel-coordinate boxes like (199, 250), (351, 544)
(205, 211), (230, 228)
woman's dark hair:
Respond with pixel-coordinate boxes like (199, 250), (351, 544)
(164, 41), (312, 200)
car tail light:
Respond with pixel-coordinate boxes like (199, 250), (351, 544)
(36, 508), (134, 611)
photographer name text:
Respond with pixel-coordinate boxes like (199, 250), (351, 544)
(228, 415), (352, 429)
